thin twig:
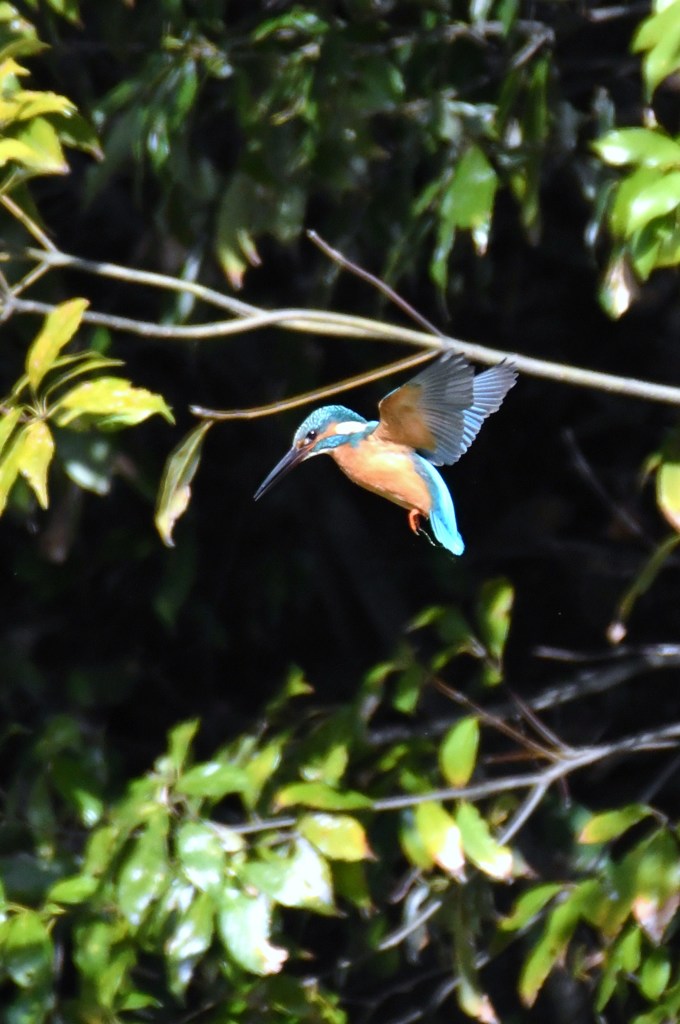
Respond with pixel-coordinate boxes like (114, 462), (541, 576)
(308, 230), (443, 338)
(228, 720), (680, 836)
(377, 897), (445, 952)
(190, 350), (436, 421)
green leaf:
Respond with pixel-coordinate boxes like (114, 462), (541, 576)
(155, 421), (212, 546)
(176, 760), (249, 800)
(0, 424), (30, 514)
(117, 816), (170, 927)
(477, 577), (514, 684)
(217, 888), (287, 975)
(500, 882), (563, 931)
(73, 917), (134, 1008)
(215, 173), (262, 289)
(594, 128), (680, 169)
(0, 406), (21, 458)
(275, 781), (372, 811)
(597, 926), (641, 1011)
(299, 813), (371, 862)
(165, 889), (214, 996)
(48, 873), (99, 903)
(16, 420), (53, 508)
(633, 1), (680, 96)
(333, 860), (372, 911)
(449, 144), (498, 254)
(452, 890), (499, 1024)
(0, 116), (67, 173)
(656, 428), (680, 531)
(0, 89), (75, 123)
(519, 882), (597, 1006)
(609, 167), (663, 236)
(456, 801), (513, 880)
(163, 718), (200, 775)
(579, 805), (653, 844)
(627, 171), (680, 234)
(640, 947), (671, 1000)
(54, 376), (173, 429)
(414, 801), (465, 877)
(1, 911), (52, 987)
(49, 109), (102, 159)
(241, 838), (334, 913)
(439, 717), (480, 786)
(242, 738), (285, 807)
(176, 820), (227, 892)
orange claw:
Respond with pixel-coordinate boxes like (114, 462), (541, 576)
(408, 509), (423, 534)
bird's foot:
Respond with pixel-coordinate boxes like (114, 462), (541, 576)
(408, 509), (424, 535)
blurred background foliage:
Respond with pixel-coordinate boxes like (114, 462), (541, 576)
(2, 1), (680, 1022)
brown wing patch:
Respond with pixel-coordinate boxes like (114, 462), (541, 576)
(375, 383), (438, 451)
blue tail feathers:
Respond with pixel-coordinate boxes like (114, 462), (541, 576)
(429, 500), (465, 556)
(415, 457), (465, 556)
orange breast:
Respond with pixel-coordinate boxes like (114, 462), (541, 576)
(330, 433), (432, 514)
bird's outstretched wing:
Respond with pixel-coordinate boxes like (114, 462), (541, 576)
(375, 353), (517, 466)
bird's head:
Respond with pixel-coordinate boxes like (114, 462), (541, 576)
(254, 404), (367, 500)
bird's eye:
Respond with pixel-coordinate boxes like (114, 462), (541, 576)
(305, 429), (318, 444)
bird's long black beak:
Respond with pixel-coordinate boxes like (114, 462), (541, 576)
(254, 445), (307, 501)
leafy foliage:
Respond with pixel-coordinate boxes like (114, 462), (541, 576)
(0, 300), (172, 517)
(0, 3), (679, 1024)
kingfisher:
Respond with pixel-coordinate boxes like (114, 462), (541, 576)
(254, 353), (516, 555)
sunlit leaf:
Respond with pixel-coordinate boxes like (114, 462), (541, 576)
(0, 407), (21, 458)
(216, 888), (287, 975)
(242, 738), (285, 807)
(600, 252), (636, 319)
(414, 801), (465, 878)
(274, 781), (372, 811)
(176, 820), (227, 892)
(633, 0), (680, 96)
(578, 805), (653, 844)
(16, 420), (53, 508)
(165, 889), (214, 996)
(117, 815), (170, 927)
(299, 813), (371, 862)
(439, 716), (479, 786)
(176, 760), (249, 800)
(0, 89), (75, 123)
(594, 128), (680, 168)
(627, 171), (680, 234)
(0, 116), (67, 172)
(26, 299), (88, 395)
(54, 376), (173, 429)
(241, 838), (334, 913)
(0, 424), (29, 514)
(456, 801), (513, 880)
(155, 421), (212, 546)
(48, 873), (99, 904)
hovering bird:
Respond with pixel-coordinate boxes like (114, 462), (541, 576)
(254, 353), (517, 555)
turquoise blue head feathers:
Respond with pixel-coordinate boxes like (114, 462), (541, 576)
(255, 353), (517, 556)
